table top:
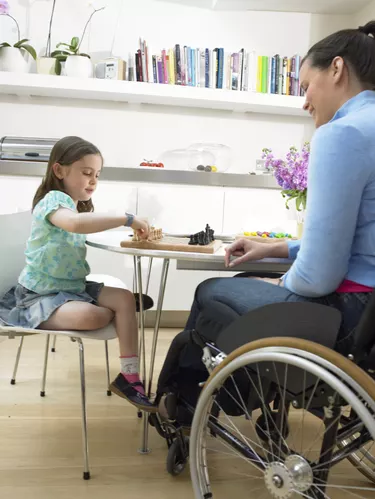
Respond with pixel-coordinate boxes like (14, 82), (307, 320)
(86, 230), (293, 270)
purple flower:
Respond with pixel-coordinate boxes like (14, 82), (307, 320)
(0, 0), (9, 15)
(262, 143), (310, 192)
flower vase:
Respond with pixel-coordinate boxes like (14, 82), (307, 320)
(0, 46), (29, 73)
(296, 209), (305, 239)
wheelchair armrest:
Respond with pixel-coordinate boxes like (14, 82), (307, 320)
(215, 302), (342, 355)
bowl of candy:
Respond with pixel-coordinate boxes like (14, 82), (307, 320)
(187, 143), (232, 173)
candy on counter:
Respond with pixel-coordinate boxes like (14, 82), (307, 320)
(243, 231), (294, 239)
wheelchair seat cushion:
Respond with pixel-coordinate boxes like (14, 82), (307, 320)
(213, 302), (342, 355)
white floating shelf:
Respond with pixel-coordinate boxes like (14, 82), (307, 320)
(0, 72), (308, 118)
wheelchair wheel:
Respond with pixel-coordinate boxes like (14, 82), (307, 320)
(166, 436), (189, 476)
(189, 337), (375, 499)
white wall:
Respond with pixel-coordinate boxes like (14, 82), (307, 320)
(355, 0), (375, 25)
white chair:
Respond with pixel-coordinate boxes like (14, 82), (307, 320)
(0, 211), (118, 480)
(11, 273), (127, 398)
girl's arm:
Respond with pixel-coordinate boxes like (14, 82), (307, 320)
(283, 123), (369, 297)
(49, 209), (146, 235)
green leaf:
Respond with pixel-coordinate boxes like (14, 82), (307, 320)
(55, 59), (62, 75)
(20, 44), (37, 60)
(79, 53), (90, 58)
(71, 37), (79, 50)
(0, 42), (11, 48)
(51, 49), (71, 57)
(56, 42), (73, 50)
(54, 55), (67, 62)
(13, 38), (29, 48)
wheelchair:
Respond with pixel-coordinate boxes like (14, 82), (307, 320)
(149, 280), (375, 499)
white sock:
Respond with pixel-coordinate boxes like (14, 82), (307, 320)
(120, 355), (138, 375)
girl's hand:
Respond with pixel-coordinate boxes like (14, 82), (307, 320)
(224, 238), (273, 268)
(131, 217), (150, 240)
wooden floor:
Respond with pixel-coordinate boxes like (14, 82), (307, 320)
(0, 332), (374, 499)
(0, 330), (196, 499)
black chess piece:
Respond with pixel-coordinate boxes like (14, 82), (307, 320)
(198, 231), (205, 245)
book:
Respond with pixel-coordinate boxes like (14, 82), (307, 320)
(175, 44), (182, 85)
(261, 56), (268, 93)
(205, 48), (210, 88)
(152, 55), (157, 83)
(168, 48), (175, 84)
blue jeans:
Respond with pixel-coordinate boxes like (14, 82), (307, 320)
(185, 277), (370, 354)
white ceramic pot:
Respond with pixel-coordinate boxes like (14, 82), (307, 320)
(65, 55), (93, 78)
(0, 46), (29, 73)
(36, 57), (57, 75)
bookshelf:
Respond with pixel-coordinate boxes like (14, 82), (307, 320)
(0, 72), (308, 118)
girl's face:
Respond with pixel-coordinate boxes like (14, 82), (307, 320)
(53, 154), (102, 204)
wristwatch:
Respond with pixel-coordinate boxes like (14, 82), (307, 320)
(124, 212), (135, 227)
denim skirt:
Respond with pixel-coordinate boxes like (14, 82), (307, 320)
(0, 281), (104, 329)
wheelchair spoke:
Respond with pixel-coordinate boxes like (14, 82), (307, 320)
(211, 399), (269, 464)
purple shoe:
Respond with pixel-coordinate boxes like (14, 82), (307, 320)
(110, 373), (157, 413)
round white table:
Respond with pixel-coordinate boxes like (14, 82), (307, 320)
(86, 230), (292, 453)
(86, 230), (231, 453)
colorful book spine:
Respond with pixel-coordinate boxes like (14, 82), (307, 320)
(205, 48), (210, 88)
(282, 56), (288, 94)
(256, 55), (262, 92)
(200, 49), (205, 88)
(175, 44), (182, 84)
(152, 55), (157, 83)
(157, 56), (163, 83)
(261, 56), (268, 93)
(231, 52), (239, 90)
(168, 49), (175, 84)
(270, 56), (276, 94)
(274, 54), (280, 94)
(195, 48), (200, 87)
(217, 48), (224, 89)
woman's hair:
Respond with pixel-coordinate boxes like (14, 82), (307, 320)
(32, 136), (102, 213)
(302, 20), (375, 89)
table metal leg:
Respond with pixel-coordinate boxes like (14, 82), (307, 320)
(147, 259), (170, 398)
(136, 256), (150, 454)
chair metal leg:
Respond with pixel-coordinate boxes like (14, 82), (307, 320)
(77, 338), (90, 480)
(51, 335), (57, 353)
(104, 340), (111, 396)
(10, 335), (25, 385)
(40, 334), (50, 397)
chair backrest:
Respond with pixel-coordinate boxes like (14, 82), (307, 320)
(0, 211), (32, 297)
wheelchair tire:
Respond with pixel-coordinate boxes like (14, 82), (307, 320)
(166, 437), (189, 477)
(190, 337), (375, 499)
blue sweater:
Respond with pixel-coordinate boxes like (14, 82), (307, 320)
(284, 90), (375, 297)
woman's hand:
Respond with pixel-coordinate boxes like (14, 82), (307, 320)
(225, 238), (276, 268)
(131, 217), (150, 240)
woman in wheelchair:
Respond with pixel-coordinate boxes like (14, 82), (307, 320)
(152, 21), (375, 499)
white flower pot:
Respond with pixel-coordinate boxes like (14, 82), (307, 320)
(0, 46), (29, 73)
(65, 55), (93, 78)
(36, 57), (57, 75)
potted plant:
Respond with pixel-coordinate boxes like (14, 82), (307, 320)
(0, 0), (36, 73)
(36, 0), (58, 75)
(262, 142), (309, 238)
(51, 6), (104, 78)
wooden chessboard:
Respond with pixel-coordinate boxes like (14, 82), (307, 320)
(120, 235), (222, 254)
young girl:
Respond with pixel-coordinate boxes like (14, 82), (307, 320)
(2, 136), (156, 412)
